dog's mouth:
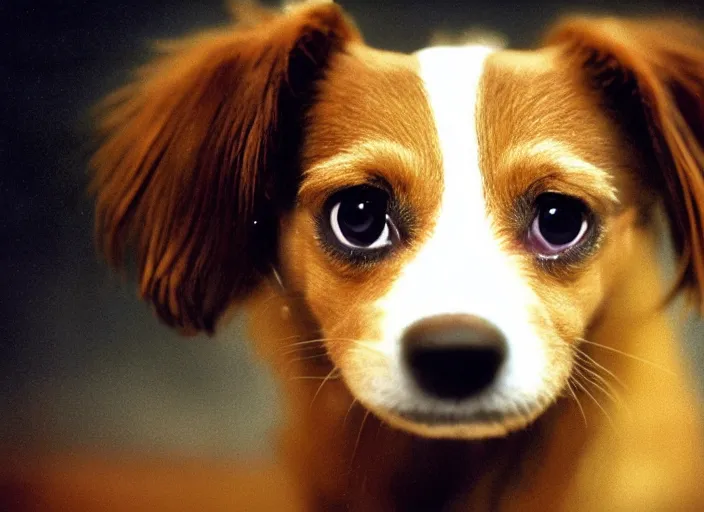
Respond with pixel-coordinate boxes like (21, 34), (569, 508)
(392, 407), (520, 425)
(366, 395), (550, 440)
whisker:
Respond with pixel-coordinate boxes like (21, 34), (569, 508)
(343, 398), (358, 427)
(574, 356), (626, 400)
(281, 337), (349, 353)
(280, 344), (327, 357)
(574, 361), (633, 420)
(573, 359), (620, 398)
(285, 352), (329, 368)
(573, 364), (622, 409)
(289, 374), (341, 381)
(252, 334), (302, 351)
(577, 338), (674, 375)
(310, 367), (339, 410)
(574, 348), (628, 390)
(280, 336), (373, 351)
(282, 338), (384, 360)
(566, 379), (588, 427)
(572, 372), (617, 433)
(350, 410), (371, 470)
(279, 338), (329, 351)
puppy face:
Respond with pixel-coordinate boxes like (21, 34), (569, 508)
(93, 5), (704, 440)
(282, 43), (633, 438)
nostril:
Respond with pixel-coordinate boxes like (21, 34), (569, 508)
(402, 314), (507, 400)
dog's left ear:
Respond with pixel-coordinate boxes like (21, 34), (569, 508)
(544, 17), (704, 313)
(91, 2), (361, 334)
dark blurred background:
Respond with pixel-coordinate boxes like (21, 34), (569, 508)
(3, 0), (703, 493)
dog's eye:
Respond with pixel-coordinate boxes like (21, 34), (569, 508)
(528, 193), (589, 257)
(329, 186), (394, 250)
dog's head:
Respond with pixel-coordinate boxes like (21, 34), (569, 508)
(92, 2), (704, 439)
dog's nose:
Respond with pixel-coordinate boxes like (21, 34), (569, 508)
(402, 314), (507, 400)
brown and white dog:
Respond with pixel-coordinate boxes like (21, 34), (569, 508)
(91, 1), (704, 510)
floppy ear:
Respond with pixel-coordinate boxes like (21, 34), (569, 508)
(544, 17), (704, 313)
(91, 2), (361, 333)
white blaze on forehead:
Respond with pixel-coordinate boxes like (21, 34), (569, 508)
(372, 45), (547, 404)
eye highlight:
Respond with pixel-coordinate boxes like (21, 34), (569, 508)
(321, 185), (401, 261)
(528, 193), (590, 258)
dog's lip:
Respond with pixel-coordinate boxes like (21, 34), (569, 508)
(386, 394), (547, 429)
(373, 403), (544, 439)
(390, 407), (516, 426)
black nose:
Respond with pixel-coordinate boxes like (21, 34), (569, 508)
(402, 314), (507, 400)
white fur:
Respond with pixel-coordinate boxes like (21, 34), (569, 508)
(348, 45), (550, 434)
(282, 0), (332, 13)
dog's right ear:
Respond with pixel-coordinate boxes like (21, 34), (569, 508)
(91, 2), (361, 334)
(544, 17), (704, 313)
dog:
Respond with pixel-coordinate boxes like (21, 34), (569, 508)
(91, 1), (704, 510)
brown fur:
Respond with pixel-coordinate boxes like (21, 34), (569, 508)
(91, 2), (361, 333)
(545, 17), (704, 311)
(90, 3), (704, 510)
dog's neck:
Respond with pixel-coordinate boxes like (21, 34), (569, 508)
(244, 227), (704, 511)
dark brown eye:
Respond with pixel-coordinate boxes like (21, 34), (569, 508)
(329, 186), (392, 249)
(528, 193), (589, 257)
